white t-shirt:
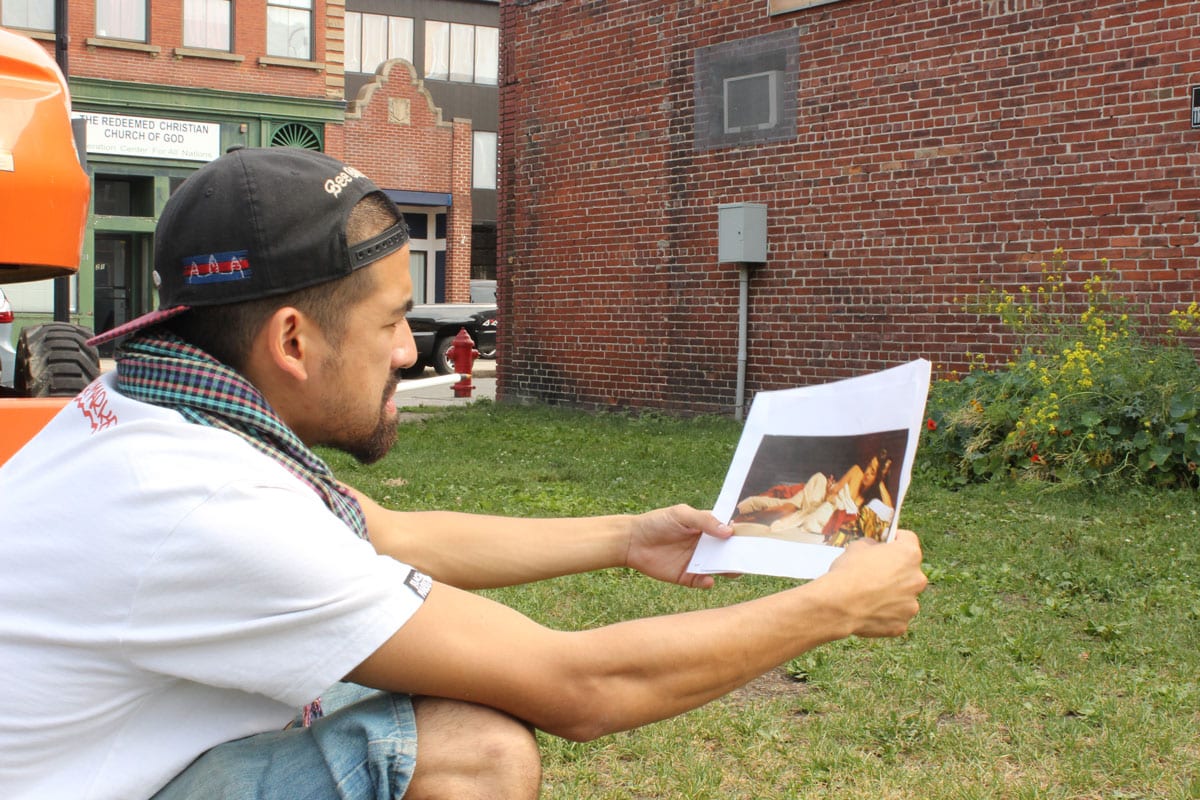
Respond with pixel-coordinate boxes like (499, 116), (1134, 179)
(0, 374), (427, 800)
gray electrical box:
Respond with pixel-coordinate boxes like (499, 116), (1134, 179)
(717, 203), (767, 264)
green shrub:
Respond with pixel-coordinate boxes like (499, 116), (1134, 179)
(920, 251), (1200, 488)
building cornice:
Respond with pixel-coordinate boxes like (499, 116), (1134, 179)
(68, 78), (346, 122)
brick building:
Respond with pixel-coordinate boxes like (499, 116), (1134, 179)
(342, 0), (499, 281)
(1, 0), (494, 349)
(498, 0), (1200, 416)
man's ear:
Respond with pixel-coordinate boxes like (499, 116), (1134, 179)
(261, 305), (319, 383)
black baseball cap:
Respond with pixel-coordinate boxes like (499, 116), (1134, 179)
(87, 147), (408, 347)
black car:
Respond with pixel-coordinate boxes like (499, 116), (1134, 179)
(404, 300), (497, 376)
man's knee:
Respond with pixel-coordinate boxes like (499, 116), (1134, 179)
(408, 697), (541, 800)
(467, 710), (541, 796)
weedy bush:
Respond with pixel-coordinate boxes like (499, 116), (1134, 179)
(921, 249), (1200, 488)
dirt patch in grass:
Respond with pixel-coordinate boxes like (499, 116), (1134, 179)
(724, 667), (807, 706)
(396, 411), (438, 424)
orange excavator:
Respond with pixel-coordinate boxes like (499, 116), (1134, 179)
(0, 26), (101, 463)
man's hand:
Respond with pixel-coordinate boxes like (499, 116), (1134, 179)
(626, 504), (733, 589)
(822, 529), (927, 638)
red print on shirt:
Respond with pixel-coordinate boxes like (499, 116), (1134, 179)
(75, 382), (118, 433)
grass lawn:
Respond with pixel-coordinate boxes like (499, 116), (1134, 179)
(326, 402), (1200, 799)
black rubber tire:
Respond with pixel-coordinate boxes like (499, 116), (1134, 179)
(432, 335), (456, 376)
(14, 322), (101, 397)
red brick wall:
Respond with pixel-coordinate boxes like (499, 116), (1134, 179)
(499, 0), (1200, 415)
(55, 0), (333, 101)
(344, 62), (474, 302)
(447, 117), (474, 303)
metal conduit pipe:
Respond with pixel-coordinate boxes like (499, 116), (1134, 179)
(735, 264), (749, 422)
(718, 203), (767, 422)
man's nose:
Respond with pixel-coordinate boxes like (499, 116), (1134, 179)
(393, 321), (418, 369)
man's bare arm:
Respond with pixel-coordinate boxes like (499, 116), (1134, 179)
(346, 530), (926, 741)
(351, 489), (732, 590)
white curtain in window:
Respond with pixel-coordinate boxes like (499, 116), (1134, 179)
(267, 0), (311, 59)
(183, 0), (230, 50)
(473, 131), (497, 190)
(388, 17), (414, 65)
(345, 12), (362, 72)
(2, 0), (53, 31)
(425, 20), (449, 79)
(409, 251), (428, 305)
(96, 0), (146, 41)
(448, 23), (474, 82)
(360, 13), (387, 74)
(474, 26), (498, 86)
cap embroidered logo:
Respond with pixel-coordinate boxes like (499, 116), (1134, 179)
(182, 250), (254, 286)
(325, 166), (369, 198)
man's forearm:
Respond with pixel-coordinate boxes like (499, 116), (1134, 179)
(535, 533), (923, 740)
(366, 504), (632, 589)
(555, 581), (853, 739)
(352, 534), (924, 744)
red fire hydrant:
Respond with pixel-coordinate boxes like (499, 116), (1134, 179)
(449, 327), (478, 398)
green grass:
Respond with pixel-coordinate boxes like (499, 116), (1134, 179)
(324, 402), (1200, 799)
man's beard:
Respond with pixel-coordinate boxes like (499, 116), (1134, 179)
(344, 413), (399, 465)
(330, 369), (403, 465)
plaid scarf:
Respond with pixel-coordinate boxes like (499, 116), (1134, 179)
(116, 329), (367, 725)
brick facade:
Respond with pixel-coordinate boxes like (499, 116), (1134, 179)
(67, 0), (335, 104)
(499, 0), (1200, 415)
(345, 62), (474, 302)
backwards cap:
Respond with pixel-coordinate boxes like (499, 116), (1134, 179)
(87, 147), (407, 346)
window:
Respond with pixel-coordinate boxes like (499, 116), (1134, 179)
(401, 210), (446, 304)
(472, 131), (497, 190)
(769, 0), (845, 12)
(96, 0), (147, 41)
(94, 176), (155, 217)
(408, 251), (428, 304)
(425, 21), (498, 85)
(345, 12), (413, 74)
(183, 0), (231, 50)
(267, 0), (311, 59)
(2, 0), (53, 31)
(723, 71), (779, 133)
(474, 26), (498, 85)
(448, 23), (473, 82)
(694, 29), (798, 152)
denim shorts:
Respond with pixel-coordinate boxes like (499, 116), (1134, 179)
(152, 683), (417, 800)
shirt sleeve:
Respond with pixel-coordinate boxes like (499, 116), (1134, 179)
(122, 478), (427, 707)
